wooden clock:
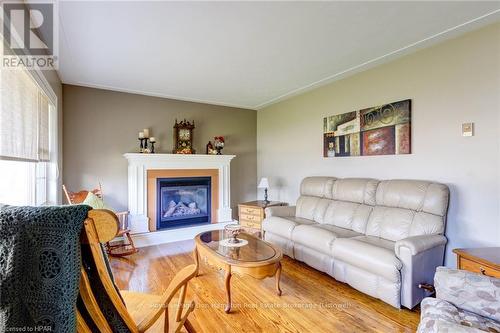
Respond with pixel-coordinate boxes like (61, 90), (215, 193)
(173, 119), (195, 154)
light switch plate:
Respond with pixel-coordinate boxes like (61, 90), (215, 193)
(462, 122), (474, 137)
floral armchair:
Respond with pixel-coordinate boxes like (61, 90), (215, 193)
(417, 267), (500, 333)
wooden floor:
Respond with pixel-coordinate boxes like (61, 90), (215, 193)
(110, 240), (420, 333)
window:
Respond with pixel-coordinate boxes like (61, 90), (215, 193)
(0, 60), (58, 206)
(0, 160), (34, 205)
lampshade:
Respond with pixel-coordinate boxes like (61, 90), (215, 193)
(258, 177), (269, 189)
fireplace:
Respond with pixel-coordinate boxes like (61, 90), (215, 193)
(126, 154), (234, 234)
(156, 177), (211, 230)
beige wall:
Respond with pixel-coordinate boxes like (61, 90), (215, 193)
(257, 23), (500, 266)
(63, 85), (257, 215)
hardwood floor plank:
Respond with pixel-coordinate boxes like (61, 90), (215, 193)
(110, 240), (420, 332)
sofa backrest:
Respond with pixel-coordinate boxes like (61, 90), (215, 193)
(365, 180), (449, 241)
(323, 178), (379, 233)
(296, 177), (379, 233)
(296, 177), (335, 221)
(295, 177), (449, 239)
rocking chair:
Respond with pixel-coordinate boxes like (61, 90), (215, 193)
(78, 209), (197, 332)
(63, 184), (139, 257)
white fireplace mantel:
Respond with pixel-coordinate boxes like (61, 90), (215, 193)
(124, 153), (235, 234)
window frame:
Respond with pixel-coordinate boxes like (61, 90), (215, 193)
(0, 16), (59, 206)
(0, 65), (59, 206)
(32, 72), (58, 205)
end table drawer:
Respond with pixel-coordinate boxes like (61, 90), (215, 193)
(459, 258), (500, 278)
(239, 207), (262, 216)
(240, 220), (261, 229)
(240, 213), (261, 223)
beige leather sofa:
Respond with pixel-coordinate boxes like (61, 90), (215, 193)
(262, 177), (449, 309)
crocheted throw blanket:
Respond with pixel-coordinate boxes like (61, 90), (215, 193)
(0, 205), (91, 333)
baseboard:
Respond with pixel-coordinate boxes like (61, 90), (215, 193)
(130, 221), (235, 248)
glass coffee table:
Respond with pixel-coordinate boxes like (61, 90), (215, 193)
(194, 230), (283, 313)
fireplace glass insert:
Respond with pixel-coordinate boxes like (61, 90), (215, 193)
(156, 176), (211, 230)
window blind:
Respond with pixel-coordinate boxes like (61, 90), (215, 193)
(38, 92), (50, 161)
(0, 67), (52, 162)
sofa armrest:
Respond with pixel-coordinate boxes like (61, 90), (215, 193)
(396, 234), (447, 309)
(395, 234), (447, 257)
(264, 206), (296, 217)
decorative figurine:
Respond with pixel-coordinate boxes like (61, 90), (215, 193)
(206, 141), (215, 155)
(224, 224), (242, 244)
(214, 136), (225, 155)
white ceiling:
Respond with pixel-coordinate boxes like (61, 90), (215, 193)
(57, 1), (500, 109)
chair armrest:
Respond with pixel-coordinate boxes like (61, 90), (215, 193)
(115, 211), (129, 217)
(136, 264), (197, 332)
(265, 206), (296, 217)
(434, 266), (500, 322)
(395, 234), (447, 257)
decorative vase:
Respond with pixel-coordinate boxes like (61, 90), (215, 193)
(224, 223), (242, 244)
(214, 136), (225, 155)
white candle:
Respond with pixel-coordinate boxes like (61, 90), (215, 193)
(138, 132), (144, 138)
(143, 128), (150, 138)
(149, 137), (156, 143)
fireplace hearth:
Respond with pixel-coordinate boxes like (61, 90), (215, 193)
(156, 177), (211, 230)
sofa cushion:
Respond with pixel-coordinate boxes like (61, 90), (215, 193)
(350, 235), (396, 250)
(262, 216), (314, 239)
(331, 178), (379, 205)
(365, 180), (449, 241)
(333, 236), (401, 282)
(434, 267), (500, 323)
(312, 198), (331, 223)
(292, 224), (361, 255)
(297, 178), (382, 232)
(300, 177), (336, 198)
(417, 297), (500, 333)
(376, 180), (449, 215)
(296, 196), (320, 220)
(365, 206), (415, 241)
(323, 200), (373, 233)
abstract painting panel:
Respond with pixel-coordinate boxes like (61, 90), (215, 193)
(395, 123), (411, 154)
(323, 99), (411, 157)
(361, 126), (395, 156)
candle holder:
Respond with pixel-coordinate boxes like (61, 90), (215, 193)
(138, 137), (145, 152)
(139, 137), (156, 153)
(139, 130), (157, 153)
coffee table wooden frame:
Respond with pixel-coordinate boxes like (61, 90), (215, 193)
(193, 232), (283, 313)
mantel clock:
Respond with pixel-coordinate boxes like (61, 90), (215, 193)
(173, 119), (195, 154)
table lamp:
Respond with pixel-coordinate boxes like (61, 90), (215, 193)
(258, 177), (270, 203)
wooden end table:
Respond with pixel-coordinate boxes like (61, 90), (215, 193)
(453, 247), (500, 278)
(238, 200), (286, 236)
(193, 231), (283, 313)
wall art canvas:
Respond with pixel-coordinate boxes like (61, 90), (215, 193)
(323, 99), (411, 157)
